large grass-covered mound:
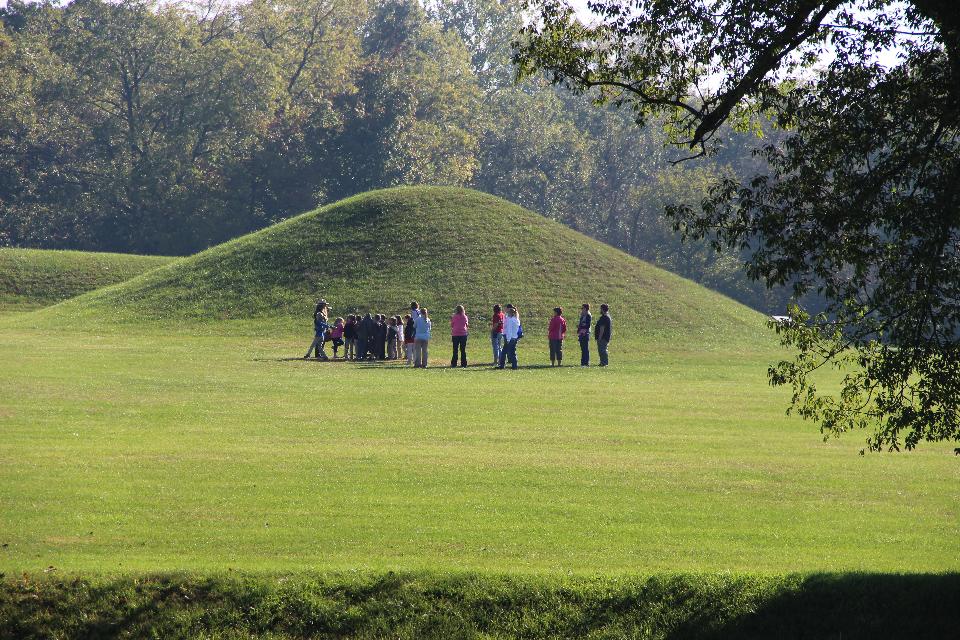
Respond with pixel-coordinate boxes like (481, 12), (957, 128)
(25, 187), (764, 342)
(0, 248), (172, 315)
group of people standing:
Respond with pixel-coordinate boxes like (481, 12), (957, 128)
(304, 299), (612, 368)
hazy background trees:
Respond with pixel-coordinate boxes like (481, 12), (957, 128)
(0, 0), (801, 313)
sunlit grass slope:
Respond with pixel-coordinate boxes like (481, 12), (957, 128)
(23, 187), (766, 344)
(0, 247), (172, 315)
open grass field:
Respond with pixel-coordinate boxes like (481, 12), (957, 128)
(1, 188), (957, 637)
(1, 326), (957, 575)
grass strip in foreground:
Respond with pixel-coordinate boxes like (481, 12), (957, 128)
(2, 572), (958, 639)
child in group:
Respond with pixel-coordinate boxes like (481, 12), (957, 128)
(394, 315), (404, 358)
(358, 312), (375, 360)
(387, 317), (399, 359)
(374, 314), (388, 360)
(450, 304), (469, 367)
(548, 306), (566, 366)
(343, 315), (356, 360)
(489, 304), (505, 365)
(403, 314), (416, 365)
(303, 304), (329, 360)
(329, 317), (345, 358)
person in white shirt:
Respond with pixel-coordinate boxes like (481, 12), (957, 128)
(498, 304), (521, 369)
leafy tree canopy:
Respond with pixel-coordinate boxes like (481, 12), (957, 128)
(516, 0), (960, 453)
(0, 0), (834, 324)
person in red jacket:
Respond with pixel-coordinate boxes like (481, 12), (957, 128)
(548, 306), (567, 366)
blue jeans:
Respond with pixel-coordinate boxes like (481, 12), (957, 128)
(597, 338), (609, 366)
(491, 332), (503, 364)
(499, 338), (518, 369)
(579, 335), (590, 366)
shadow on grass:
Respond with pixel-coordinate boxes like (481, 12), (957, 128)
(671, 572), (960, 640)
(2, 572), (957, 639)
(262, 357), (583, 371)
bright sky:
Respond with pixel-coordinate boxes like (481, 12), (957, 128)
(0, 0), (917, 68)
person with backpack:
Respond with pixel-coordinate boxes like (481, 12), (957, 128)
(577, 303), (592, 366)
(548, 307), (567, 366)
(594, 303), (613, 366)
(450, 305), (469, 367)
(498, 304), (520, 369)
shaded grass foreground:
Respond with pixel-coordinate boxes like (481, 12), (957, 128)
(2, 572), (958, 640)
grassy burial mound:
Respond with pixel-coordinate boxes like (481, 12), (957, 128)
(25, 187), (765, 342)
(0, 248), (173, 315)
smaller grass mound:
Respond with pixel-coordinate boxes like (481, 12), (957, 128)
(0, 248), (173, 314)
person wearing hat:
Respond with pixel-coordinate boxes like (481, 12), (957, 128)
(303, 303), (330, 360)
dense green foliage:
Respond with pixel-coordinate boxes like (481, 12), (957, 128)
(0, 247), (171, 313)
(0, 0), (800, 313)
(24, 186), (765, 341)
(3, 572), (959, 639)
(517, 0), (960, 453)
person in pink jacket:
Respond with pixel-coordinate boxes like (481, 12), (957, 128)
(450, 305), (470, 367)
(548, 307), (567, 366)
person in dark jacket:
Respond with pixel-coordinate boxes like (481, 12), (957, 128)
(343, 315), (357, 360)
(594, 303), (612, 366)
(577, 303), (592, 366)
(374, 314), (388, 360)
(356, 313), (373, 360)
(403, 314), (416, 364)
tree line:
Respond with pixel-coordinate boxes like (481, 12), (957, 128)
(0, 0), (799, 313)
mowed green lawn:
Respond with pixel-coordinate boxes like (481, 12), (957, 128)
(0, 325), (957, 575)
